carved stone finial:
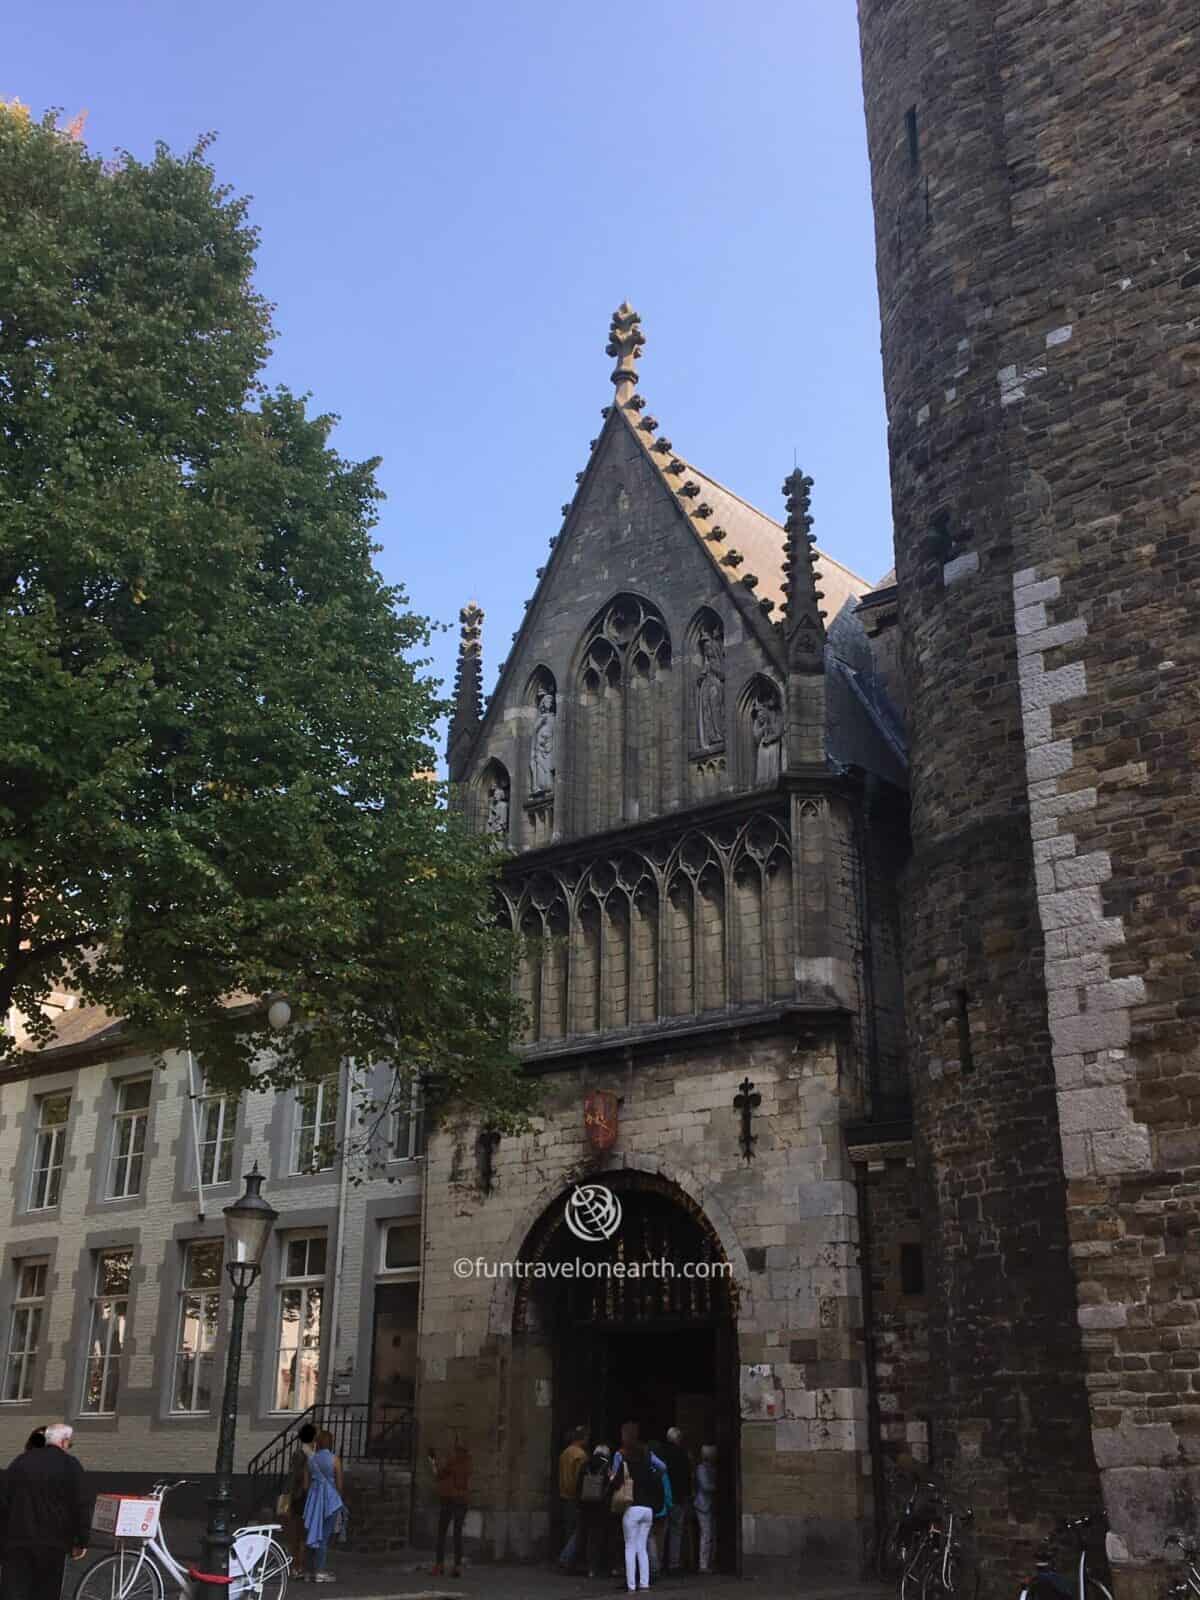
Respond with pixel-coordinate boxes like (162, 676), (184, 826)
(694, 502), (713, 519)
(741, 572), (760, 590)
(680, 481), (700, 499)
(628, 394), (647, 411)
(781, 468), (826, 672)
(639, 416), (658, 432)
(447, 601), (485, 781)
(667, 459), (685, 476)
(652, 437), (673, 454)
(721, 549), (744, 569)
(606, 302), (645, 405)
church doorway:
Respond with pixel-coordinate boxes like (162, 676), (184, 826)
(514, 1172), (740, 1574)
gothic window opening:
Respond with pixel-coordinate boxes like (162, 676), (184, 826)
(576, 595), (672, 833)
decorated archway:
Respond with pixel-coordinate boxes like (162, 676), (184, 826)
(510, 1168), (741, 1573)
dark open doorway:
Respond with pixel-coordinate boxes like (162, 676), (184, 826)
(516, 1172), (740, 1574)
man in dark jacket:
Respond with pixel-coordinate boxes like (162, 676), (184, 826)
(659, 1426), (693, 1574)
(0, 1421), (89, 1599)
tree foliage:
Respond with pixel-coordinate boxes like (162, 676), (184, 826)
(0, 105), (533, 1127)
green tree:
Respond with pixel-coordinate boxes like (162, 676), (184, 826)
(0, 104), (532, 1128)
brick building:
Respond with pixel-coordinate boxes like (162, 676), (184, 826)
(856, 1), (1200, 1595)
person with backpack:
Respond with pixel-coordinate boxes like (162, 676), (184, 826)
(573, 1442), (612, 1577)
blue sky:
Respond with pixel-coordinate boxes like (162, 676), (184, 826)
(10, 0), (891, 721)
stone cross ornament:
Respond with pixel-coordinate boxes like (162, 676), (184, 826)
(734, 1076), (761, 1162)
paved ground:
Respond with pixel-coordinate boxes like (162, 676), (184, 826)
(67, 1517), (892, 1600)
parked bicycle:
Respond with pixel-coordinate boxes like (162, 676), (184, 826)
(896, 1484), (973, 1600)
(1165, 1532), (1200, 1600)
(879, 1477), (939, 1582)
(74, 1479), (289, 1600)
(1017, 1514), (1112, 1600)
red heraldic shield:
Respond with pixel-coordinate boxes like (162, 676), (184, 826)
(583, 1090), (618, 1152)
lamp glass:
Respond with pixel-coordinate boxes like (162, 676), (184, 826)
(222, 1169), (278, 1271)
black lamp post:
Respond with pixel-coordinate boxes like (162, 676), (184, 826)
(198, 1165), (278, 1600)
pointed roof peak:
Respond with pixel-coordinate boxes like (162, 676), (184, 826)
(447, 600), (485, 780)
(781, 468), (827, 671)
(606, 301), (645, 405)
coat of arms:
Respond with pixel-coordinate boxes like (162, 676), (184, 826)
(583, 1090), (618, 1152)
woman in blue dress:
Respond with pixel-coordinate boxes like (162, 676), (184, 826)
(302, 1428), (346, 1583)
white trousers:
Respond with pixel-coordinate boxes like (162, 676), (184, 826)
(696, 1506), (715, 1572)
(622, 1504), (653, 1590)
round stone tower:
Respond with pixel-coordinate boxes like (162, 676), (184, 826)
(857, 3), (1200, 1595)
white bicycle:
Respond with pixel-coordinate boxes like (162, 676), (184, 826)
(75, 1480), (289, 1600)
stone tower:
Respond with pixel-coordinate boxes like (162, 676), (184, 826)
(856, 3), (1200, 1594)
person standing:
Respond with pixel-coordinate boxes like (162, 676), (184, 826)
(283, 1420), (317, 1577)
(659, 1426), (692, 1573)
(612, 1439), (664, 1594)
(556, 1424), (588, 1570)
(0, 1421), (89, 1600)
(302, 1428), (345, 1584)
(574, 1442), (612, 1578)
(430, 1438), (472, 1578)
(694, 1443), (718, 1574)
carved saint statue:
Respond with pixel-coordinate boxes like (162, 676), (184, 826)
(529, 690), (557, 794)
(752, 696), (783, 785)
(486, 782), (509, 837)
(696, 632), (726, 749)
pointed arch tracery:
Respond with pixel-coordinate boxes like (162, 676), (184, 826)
(507, 810), (792, 1044)
(576, 594), (673, 834)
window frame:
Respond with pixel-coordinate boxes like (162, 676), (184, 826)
(169, 1240), (224, 1415)
(271, 1233), (327, 1413)
(379, 1222), (421, 1280)
(2, 1260), (47, 1404)
(389, 1079), (426, 1165)
(106, 1078), (151, 1200)
(81, 1249), (132, 1416)
(291, 1076), (339, 1175)
(28, 1092), (70, 1212)
(195, 1085), (237, 1190)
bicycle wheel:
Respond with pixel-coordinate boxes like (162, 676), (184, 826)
(902, 1536), (934, 1600)
(74, 1549), (165, 1600)
(920, 1539), (946, 1600)
(257, 1535), (290, 1599)
(1086, 1578), (1115, 1600)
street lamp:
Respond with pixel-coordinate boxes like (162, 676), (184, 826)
(199, 1165), (278, 1600)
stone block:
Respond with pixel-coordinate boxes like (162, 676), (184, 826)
(1057, 1085), (1133, 1134)
(1092, 1125), (1153, 1176)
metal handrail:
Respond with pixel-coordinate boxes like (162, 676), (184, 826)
(245, 1403), (415, 1512)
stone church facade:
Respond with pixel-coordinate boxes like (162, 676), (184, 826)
(428, 305), (922, 1572)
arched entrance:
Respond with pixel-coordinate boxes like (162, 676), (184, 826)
(513, 1170), (740, 1573)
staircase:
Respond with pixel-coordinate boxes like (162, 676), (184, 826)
(245, 1402), (416, 1550)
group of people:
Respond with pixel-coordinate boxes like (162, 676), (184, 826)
(0, 1424), (90, 1600)
(280, 1423), (348, 1583)
(558, 1422), (718, 1593)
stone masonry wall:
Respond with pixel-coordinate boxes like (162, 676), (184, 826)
(857, 2), (1199, 1593)
(415, 1032), (875, 1570)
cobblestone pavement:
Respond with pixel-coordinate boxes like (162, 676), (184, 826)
(66, 1521), (891, 1600)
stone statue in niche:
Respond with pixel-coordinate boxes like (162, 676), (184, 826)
(529, 690), (557, 794)
(485, 782), (509, 836)
(696, 631), (726, 749)
(751, 695), (783, 784)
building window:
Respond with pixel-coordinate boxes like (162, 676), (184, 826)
(107, 1078), (151, 1198)
(273, 1235), (326, 1411)
(171, 1240), (223, 1413)
(3, 1261), (47, 1403)
(28, 1093), (70, 1211)
(82, 1250), (132, 1415)
(196, 1086), (236, 1188)
(900, 1242), (926, 1296)
(380, 1223), (420, 1276)
(390, 1081), (426, 1163)
(292, 1076), (339, 1174)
